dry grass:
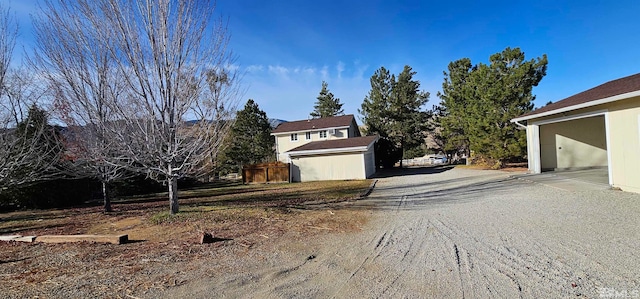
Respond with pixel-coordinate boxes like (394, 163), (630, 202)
(0, 179), (373, 297)
(0, 179), (372, 243)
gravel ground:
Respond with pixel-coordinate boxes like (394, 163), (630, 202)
(159, 166), (640, 298)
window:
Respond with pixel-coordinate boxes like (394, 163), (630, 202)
(290, 133), (298, 141)
(319, 130), (327, 138)
(305, 132), (311, 140)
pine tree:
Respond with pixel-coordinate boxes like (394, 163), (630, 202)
(437, 47), (547, 167)
(360, 66), (430, 167)
(10, 105), (64, 185)
(224, 99), (275, 169)
(390, 66), (430, 162)
(436, 58), (474, 159)
(310, 81), (344, 118)
(360, 67), (394, 138)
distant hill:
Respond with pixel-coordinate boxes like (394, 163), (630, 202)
(269, 118), (287, 129)
(185, 118), (286, 129)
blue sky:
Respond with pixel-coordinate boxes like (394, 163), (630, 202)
(9, 0), (640, 122)
(215, 0), (640, 121)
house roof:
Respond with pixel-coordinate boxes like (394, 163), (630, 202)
(513, 72), (640, 122)
(287, 135), (378, 155)
(271, 114), (355, 134)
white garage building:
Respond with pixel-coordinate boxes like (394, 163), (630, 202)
(271, 115), (378, 182)
(512, 73), (640, 193)
(287, 135), (378, 182)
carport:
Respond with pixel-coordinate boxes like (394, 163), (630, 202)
(517, 110), (611, 183)
(512, 72), (640, 193)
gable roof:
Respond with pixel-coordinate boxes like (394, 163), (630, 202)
(287, 135), (378, 156)
(513, 72), (640, 122)
(271, 114), (355, 134)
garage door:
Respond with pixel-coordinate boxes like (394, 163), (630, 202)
(539, 115), (607, 171)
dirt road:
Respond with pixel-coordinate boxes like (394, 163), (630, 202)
(160, 167), (640, 298)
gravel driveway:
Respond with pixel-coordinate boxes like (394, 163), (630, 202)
(161, 166), (640, 298)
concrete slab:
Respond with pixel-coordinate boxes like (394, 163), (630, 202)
(516, 168), (610, 191)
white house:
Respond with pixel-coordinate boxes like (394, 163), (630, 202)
(271, 115), (378, 182)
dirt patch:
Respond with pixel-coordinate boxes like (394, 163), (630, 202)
(1, 209), (370, 298)
(87, 216), (194, 243)
(499, 166), (528, 173)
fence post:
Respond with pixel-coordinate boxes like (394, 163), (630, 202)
(242, 167), (246, 184)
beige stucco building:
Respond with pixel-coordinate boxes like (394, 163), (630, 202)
(512, 73), (640, 193)
(271, 115), (378, 182)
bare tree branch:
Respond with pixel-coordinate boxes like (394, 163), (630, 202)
(35, 0), (241, 214)
(0, 5), (64, 191)
(33, 0), (137, 212)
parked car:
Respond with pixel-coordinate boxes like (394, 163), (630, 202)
(426, 155), (447, 164)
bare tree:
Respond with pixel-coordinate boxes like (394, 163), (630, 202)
(33, 0), (135, 212)
(0, 5), (61, 191)
(36, 0), (241, 214)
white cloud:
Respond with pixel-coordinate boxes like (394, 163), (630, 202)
(242, 61), (373, 121)
(245, 64), (264, 73)
(201, 60), (433, 121)
(225, 64), (240, 72)
(303, 67), (315, 75)
(336, 61), (345, 79)
(354, 61), (370, 81)
(268, 65), (290, 77)
(320, 65), (329, 80)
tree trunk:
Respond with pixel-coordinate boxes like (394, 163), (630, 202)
(399, 145), (404, 168)
(168, 176), (179, 215)
(102, 181), (112, 212)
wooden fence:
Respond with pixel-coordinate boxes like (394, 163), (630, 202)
(242, 162), (290, 184)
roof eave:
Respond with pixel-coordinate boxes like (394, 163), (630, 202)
(287, 137), (378, 156)
(287, 146), (369, 157)
(511, 89), (640, 123)
(271, 125), (351, 136)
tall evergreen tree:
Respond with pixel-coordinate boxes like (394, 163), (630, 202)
(360, 67), (397, 168)
(360, 67), (394, 137)
(437, 47), (547, 167)
(360, 66), (430, 167)
(436, 58), (474, 159)
(310, 81), (344, 118)
(390, 66), (430, 162)
(224, 99), (275, 169)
